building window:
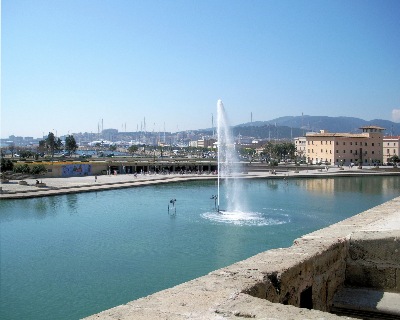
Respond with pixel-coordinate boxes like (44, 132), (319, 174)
(387, 149), (390, 154)
(350, 142), (353, 145)
(372, 151), (375, 154)
(343, 150), (346, 153)
(355, 142), (358, 145)
(343, 142), (346, 145)
(365, 142), (367, 146)
(372, 143), (374, 146)
(336, 142), (339, 145)
(336, 150), (339, 153)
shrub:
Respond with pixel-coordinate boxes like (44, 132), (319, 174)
(269, 160), (279, 167)
(0, 158), (14, 172)
(13, 164), (31, 174)
(31, 164), (46, 175)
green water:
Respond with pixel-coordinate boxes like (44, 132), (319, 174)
(1, 176), (399, 319)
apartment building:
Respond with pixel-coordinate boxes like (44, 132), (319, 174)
(383, 136), (400, 164)
(294, 137), (306, 161)
(305, 126), (384, 166)
(197, 138), (217, 149)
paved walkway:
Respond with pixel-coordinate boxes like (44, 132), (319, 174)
(0, 174), (215, 199)
(1, 166), (398, 199)
(332, 287), (400, 318)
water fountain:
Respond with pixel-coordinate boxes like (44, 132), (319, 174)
(204, 99), (283, 226)
(216, 99), (247, 213)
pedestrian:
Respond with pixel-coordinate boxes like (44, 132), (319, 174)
(95, 175), (97, 182)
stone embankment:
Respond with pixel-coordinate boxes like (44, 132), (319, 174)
(0, 174), (216, 199)
(84, 196), (400, 320)
(1, 167), (399, 200)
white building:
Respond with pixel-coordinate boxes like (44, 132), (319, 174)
(383, 136), (400, 164)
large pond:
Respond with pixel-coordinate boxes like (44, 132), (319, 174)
(1, 176), (400, 320)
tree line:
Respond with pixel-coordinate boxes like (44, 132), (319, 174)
(37, 132), (78, 157)
(238, 141), (297, 164)
(1, 132), (79, 174)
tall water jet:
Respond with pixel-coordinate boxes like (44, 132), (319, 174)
(217, 99), (247, 212)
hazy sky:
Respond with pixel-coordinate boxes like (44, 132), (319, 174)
(2, 0), (400, 138)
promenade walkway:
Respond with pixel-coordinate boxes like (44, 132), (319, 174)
(1, 166), (398, 200)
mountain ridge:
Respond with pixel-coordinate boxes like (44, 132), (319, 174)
(194, 116), (399, 141)
(235, 115), (399, 136)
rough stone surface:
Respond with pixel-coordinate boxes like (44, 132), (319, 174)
(346, 230), (400, 291)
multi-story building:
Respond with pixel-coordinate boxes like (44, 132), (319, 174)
(383, 136), (400, 164)
(197, 138), (216, 149)
(305, 126), (384, 166)
(294, 137), (306, 161)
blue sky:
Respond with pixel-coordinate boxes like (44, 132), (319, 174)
(2, 0), (400, 138)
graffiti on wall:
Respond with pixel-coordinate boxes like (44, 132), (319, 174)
(62, 164), (92, 177)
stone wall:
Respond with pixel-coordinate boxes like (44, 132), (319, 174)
(346, 230), (400, 291)
(242, 239), (348, 312)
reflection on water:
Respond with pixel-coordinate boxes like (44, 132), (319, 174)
(0, 176), (399, 320)
(299, 176), (399, 194)
(65, 194), (79, 213)
(265, 179), (279, 190)
(34, 198), (48, 215)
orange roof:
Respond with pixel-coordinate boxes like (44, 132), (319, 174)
(306, 132), (368, 138)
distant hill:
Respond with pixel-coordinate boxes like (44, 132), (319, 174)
(236, 116), (400, 138)
(232, 125), (304, 140)
(195, 116), (399, 140)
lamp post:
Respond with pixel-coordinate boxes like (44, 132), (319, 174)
(338, 155), (344, 170)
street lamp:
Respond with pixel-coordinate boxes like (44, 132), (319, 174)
(338, 155), (343, 169)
